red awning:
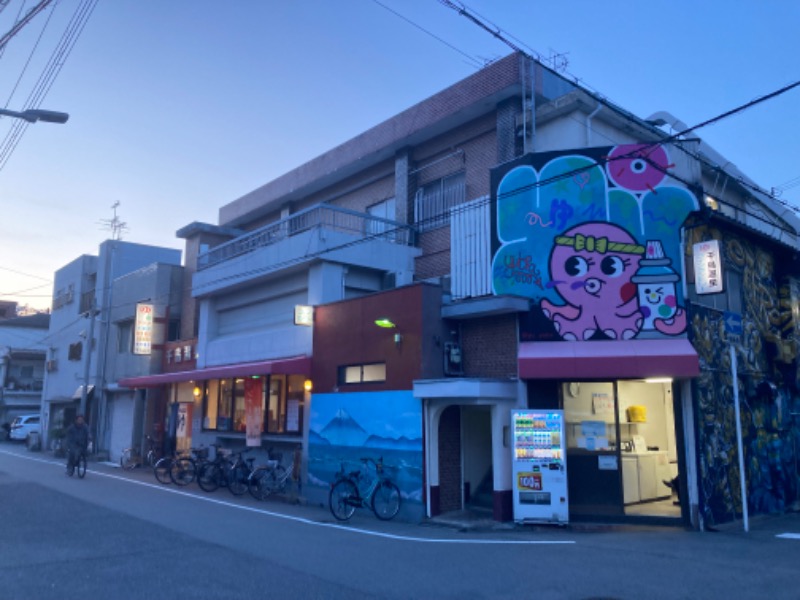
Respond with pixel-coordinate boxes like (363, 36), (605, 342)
(518, 339), (699, 380)
(118, 355), (311, 389)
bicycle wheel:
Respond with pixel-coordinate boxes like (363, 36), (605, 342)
(77, 454), (87, 479)
(228, 464), (249, 496)
(248, 468), (270, 500)
(171, 457), (196, 486)
(265, 465), (288, 496)
(120, 448), (138, 470)
(371, 480), (401, 520)
(154, 457), (173, 484)
(329, 478), (358, 521)
(197, 463), (221, 492)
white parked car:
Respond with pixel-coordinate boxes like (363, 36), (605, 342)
(9, 414), (40, 442)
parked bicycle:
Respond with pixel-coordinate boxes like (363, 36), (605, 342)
(248, 448), (294, 500)
(196, 445), (232, 492)
(226, 448), (257, 496)
(120, 435), (161, 470)
(153, 446), (206, 486)
(328, 457), (401, 521)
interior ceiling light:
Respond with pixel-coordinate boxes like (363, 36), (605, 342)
(374, 318), (396, 328)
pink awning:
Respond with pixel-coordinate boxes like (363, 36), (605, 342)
(118, 355), (311, 388)
(518, 339), (699, 380)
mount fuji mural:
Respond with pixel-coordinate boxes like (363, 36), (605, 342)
(307, 391), (424, 521)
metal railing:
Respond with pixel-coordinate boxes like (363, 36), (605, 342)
(198, 204), (416, 270)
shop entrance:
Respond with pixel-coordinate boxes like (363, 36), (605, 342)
(563, 380), (681, 520)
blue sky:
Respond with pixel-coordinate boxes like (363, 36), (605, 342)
(2, 0), (799, 311)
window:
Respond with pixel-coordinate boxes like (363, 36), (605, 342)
(68, 342), (83, 361)
(367, 197), (396, 237)
(20, 366), (34, 379)
(117, 321), (133, 353)
(338, 363), (387, 385)
(689, 267), (743, 313)
(414, 172), (465, 232)
(202, 374), (304, 435)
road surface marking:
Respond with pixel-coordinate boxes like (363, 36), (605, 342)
(776, 533), (800, 539)
(1, 449), (575, 546)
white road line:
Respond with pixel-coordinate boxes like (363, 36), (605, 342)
(776, 533), (800, 540)
(1, 449), (575, 546)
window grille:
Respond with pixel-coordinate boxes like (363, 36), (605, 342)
(414, 172), (465, 232)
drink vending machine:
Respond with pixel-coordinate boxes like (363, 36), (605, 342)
(511, 410), (568, 524)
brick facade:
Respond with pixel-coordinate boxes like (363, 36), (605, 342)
(460, 314), (518, 379)
(437, 405), (462, 513)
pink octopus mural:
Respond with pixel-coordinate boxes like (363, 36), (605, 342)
(540, 223), (688, 340)
(541, 223), (644, 341)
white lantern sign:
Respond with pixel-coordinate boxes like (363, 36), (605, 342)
(693, 240), (724, 295)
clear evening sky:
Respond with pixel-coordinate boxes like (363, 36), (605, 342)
(1, 0), (798, 311)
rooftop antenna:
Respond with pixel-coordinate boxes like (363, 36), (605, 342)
(98, 201), (128, 240)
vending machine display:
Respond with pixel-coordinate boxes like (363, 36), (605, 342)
(511, 410), (569, 524)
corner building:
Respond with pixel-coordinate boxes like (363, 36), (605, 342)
(121, 52), (800, 529)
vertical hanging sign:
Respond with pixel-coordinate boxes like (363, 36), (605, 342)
(693, 240), (724, 294)
(133, 303), (154, 354)
(244, 378), (263, 447)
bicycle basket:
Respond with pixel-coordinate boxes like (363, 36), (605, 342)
(194, 447), (209, 460)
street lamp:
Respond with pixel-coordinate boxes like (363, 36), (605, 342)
(0, 107), (69, 124)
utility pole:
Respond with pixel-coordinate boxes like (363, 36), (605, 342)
(80, 299), (97, 416)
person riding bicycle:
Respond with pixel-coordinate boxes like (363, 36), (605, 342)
(65, 414), (91, 473)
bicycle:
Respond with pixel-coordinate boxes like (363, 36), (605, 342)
(328, 457), (401, 521)
(248, 448), (294, 500)
(153, 447), (203, 486)
(225, 448), (257, 496)
(120, 435), (161, 470)
(196, 445), (232, 492)
(66, 447), (87, 479)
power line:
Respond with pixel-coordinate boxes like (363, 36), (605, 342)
(371, 0), (483, 69)
(436, 0), (800, 215)
(0, 0), (99, 171)
(0, 265), (52, 281)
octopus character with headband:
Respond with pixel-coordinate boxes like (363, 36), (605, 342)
(540, 222), (645, 341)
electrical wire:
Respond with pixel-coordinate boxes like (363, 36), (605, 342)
(435, 0), (800, 214)
(0, 264), (53, 281)
(371, 0), (483, 69)
(0, 0), (99, 172)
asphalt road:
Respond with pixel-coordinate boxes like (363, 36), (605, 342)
(1, 443), (799, 600)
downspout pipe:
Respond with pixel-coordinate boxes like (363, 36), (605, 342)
(585, 103), (603, 146)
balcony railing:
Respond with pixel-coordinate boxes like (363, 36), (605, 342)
(198, 204), (416, 270)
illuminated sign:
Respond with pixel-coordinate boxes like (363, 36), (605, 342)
(693, 240), (724, 295)
(517, 472), (542, 491)
(134, 303), (154, 355)
(294, 304), (314, 326)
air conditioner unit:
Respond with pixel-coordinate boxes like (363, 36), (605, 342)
(46, 360), (58, 372)
(444, 342), (464, 376)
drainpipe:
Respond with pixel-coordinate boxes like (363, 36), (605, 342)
(585, 103), (603, 147)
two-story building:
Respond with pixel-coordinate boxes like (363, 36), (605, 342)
(0, 309), (49, 434)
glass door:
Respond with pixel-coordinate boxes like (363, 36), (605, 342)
(562, 381), (624, 517)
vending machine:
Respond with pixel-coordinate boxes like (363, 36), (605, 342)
(511, 410), (569, 524)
